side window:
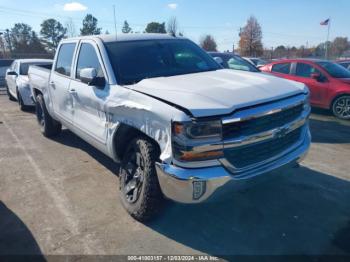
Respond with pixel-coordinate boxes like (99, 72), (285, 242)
(11, 62), (17, 72)
(55, 43), (76, 77)
(272, 63), (291, 74)
(295, 63), (320, 78)
(341, 62), (350, 69)
(76, 43), (104, 80)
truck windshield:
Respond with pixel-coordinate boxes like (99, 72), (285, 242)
(105, 39), (222, 85)
(316, 61), (350, 79)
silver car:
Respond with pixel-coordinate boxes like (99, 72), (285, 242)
(5, 59), (52, 110)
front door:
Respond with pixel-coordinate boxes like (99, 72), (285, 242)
(290, 63), (329, 106)
(69, 41), (109, 145)
(49, 42), (77, 125)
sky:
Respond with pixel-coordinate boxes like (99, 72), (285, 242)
(0, 0), (349, 51)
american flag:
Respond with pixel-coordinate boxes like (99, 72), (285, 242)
(320, 19), (330, 26)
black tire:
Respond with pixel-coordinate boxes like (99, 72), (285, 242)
(332, 95), (350, 120)
(35, 94), (62, 137)
(6, 85), (16, 101)
(119, 137), (163, 221)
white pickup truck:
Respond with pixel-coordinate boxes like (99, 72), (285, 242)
(28, 34), (311, 221)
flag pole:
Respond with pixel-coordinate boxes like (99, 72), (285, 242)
(325, 18), (331, 60)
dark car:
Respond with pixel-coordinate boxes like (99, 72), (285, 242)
(0, 59), (14, 87)
(336, 60), (350, 71)
(208, 52), (260, 72)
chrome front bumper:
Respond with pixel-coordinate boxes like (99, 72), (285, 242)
(156, 122), (311, 204)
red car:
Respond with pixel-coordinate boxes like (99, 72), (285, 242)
(260, 59), (350, 119)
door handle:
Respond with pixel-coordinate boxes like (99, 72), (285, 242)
(49, 81), (55, 89)
(69, 88), (77, 94)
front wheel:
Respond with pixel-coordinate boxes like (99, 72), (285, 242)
(35, 94), (62, 137)
(332, 95), (350, 120)
(119, 137), (163, 221)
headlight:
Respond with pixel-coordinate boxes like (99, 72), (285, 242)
(303, 89), (311, 111)
(172, 120), (223, 162)
(173, 120), (222, 139)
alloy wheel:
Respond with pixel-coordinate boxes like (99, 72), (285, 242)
(333, 96), (350, 120)
(121, 149), (145, 204)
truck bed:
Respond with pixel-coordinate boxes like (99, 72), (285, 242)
(28, 64), (52, 102)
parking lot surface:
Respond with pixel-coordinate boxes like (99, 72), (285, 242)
(0, 88), (349, 257)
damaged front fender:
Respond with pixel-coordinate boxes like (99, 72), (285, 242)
(104, 86), (190, 164)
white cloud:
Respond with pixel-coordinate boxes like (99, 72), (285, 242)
(168, 3), (178, 9)
(63, 2), (88, 12)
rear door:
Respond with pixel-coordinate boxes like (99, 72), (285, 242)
(50, 42), (78, 126)
(69, 40), (109, 145)
(270, 62), (293, 79)
(291, 62), (329, 106)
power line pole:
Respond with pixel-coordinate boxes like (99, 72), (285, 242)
(113, 5), (117, 37)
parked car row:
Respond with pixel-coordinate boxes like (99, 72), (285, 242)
(4, 34), (311, 221)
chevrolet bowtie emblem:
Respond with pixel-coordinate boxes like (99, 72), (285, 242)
(274, 127), (289, 139)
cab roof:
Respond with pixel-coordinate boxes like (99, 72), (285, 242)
(63, 33), (185, 43)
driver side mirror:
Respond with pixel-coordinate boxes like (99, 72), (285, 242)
(311, 73), (322, 81)
(7, 71), (17, 76)
(213, 57), (224, 66)
(80, 68), (105, 89)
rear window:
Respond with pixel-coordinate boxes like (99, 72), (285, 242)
(339, 62), (350, 69)
(272, 63), (291, 74)
(55, 43), (76, 77)
(20, 62), (52, 75)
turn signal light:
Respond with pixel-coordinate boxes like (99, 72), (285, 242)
(179, 150), (224, 161)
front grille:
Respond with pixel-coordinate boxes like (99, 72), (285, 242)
(224, 128), (302, 169)
(223, 104), (304, 139)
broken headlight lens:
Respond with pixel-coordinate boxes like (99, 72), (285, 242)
(173, 120), (222, 139)
(172, 120), (223, 162)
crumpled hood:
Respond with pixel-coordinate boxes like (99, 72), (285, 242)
(128, 69), (307, 117)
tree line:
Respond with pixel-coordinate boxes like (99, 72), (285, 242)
(1, 14), (349, 60)
(0, 14), (183, 58)
(200, 16), (350, 60)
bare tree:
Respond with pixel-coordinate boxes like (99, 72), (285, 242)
(331, 37), (349, 58)
(239, 16), (263, 57)
(167, 17), (178, 37)
(200, 35), (217, 51)
(65, 18), (77, 38)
